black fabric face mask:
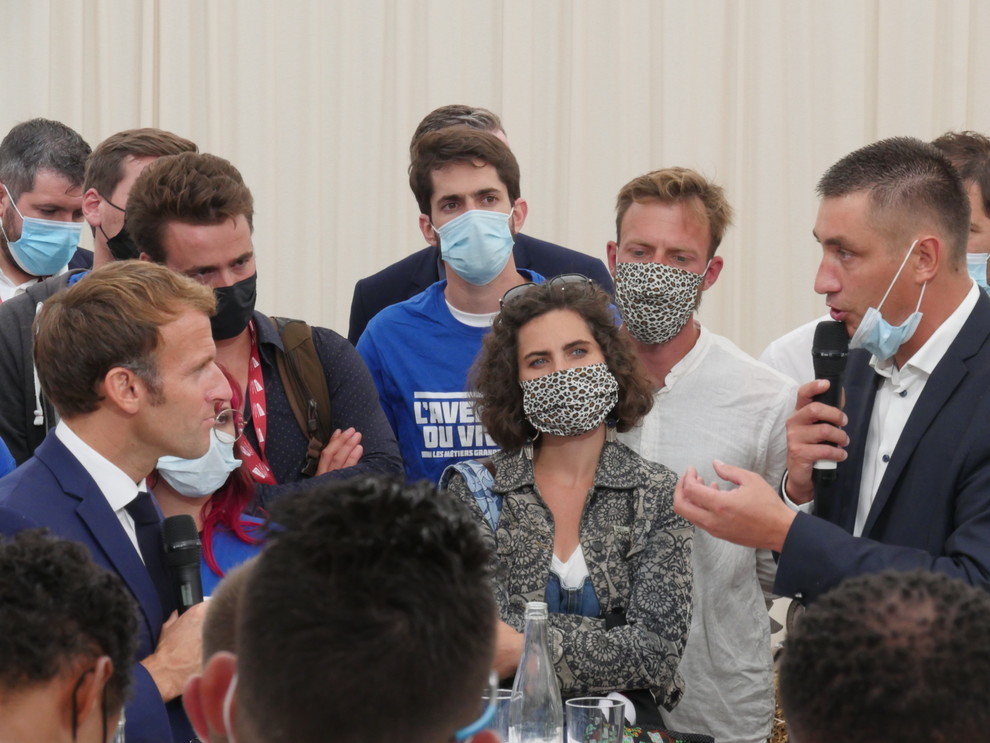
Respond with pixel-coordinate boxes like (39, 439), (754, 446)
(211, 273), (258, 340)
(105, 224), (141, 261)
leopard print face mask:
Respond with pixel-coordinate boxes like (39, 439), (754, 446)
(613, 261), (708, 345)
(520, 362), (619, 437)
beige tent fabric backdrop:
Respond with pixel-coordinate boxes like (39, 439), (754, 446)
(2, 0), (989, 355)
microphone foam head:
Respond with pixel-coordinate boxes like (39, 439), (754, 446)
(812, 320), (850, 355)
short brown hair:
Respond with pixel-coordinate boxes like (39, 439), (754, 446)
(615, 167), (734, 258)
(472, 281), (654, 450)
(125, 152), (255, 263)
(409, 127), (520, 217)
(83, 128), (198, 200)
(932, 130), (990, 220)
(34, 260), (215, 417)
(409, 104), (504, 154)
(203, 559), (255, 658)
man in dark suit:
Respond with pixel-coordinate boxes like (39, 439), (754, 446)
(0, 260), (231, 742)
(674, 137), (990, 602)
(347, 104), (613, 344)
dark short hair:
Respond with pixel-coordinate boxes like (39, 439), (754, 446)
(237, 477), (496, 743)
(34, 260), (216, 417)
(817, 136), (970, 268)
(409, 127), (520, 217)
(615, 167), (734, 258)
(472, 281), (654, 450)
(0, 118), (91, 201)
(0, 529), (137, 712)
(202, 559), (255, 659)
(83, 128), (198, 200)
(125, 152), (255, 263)
(931, 130), (990, 219)
(410, 104), (504, 154)
(779, 570), (990, 743)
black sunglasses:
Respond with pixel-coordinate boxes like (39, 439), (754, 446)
(499, 273), (594, 308)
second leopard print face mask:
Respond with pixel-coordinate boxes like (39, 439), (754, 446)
(520, 362), (619, 437)
(613, 261), (708, 345)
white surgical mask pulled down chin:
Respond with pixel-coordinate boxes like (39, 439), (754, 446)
(849, 239), (925, 362)
(613, 260), (709, 345)
(433, 208), (515, 286)
(156, 431), (241, 497)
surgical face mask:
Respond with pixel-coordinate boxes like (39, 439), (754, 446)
(966, 252), (990, 296)
(434, 208), (515, 286)
(849, 240), (925, 362)
(211, 273), (258, 340)
(0, 185), (82, 276)
(613, 260), (709, 345)
(521, 362), (619, 437)
(156, 430), (241, 497)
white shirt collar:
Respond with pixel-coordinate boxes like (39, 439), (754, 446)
(54, 420), (146, 511)
(0, 264), (69, 302)
(660, 323), (709, 392)
(871, 281), (980, 381)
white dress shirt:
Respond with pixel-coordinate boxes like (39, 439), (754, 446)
(759, 314), (830, 385)
(855, 281), (980, 535)
(54, 420), (148, 559)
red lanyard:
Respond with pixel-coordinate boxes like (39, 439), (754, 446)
(236, 322), (278, 485)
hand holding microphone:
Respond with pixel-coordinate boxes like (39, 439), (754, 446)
(811, 321), (850, 485)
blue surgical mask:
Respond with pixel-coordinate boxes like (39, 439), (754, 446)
(966, 252), (990, 296)
(1, 185), (82, 277)
(434, 208), (515, 286)
(156, 431), (241, 497)
(849, 239), (925, 362)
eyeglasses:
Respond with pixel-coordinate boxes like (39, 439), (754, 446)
(213, 406), (245, 443)
(499, 273), (594, 308)
(453, 670), (500, 741)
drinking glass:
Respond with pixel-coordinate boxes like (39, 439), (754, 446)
(565, 697), (624, 743)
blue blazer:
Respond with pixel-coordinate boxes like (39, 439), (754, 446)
(775, 291), (990, 603)
(347, 233), (614, 344)
(0, 434), (193, 743)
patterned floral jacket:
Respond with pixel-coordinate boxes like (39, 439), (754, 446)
(446, 440), (693, 710)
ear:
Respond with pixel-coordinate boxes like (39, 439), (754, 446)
(701, 255), (724, 291)
(913, 235), (940, 283)
(419, 213), (438, 247)
(606, 241), (619, 274)
(470, 731), (500, 743)
(183, 651), (237, 741)
(73, 657), (114, 733)
(509, 198), (528, 233)
(101, 367), (144, 415)
(82, 188), (103, 229)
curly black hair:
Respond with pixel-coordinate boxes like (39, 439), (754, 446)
(238, 477), (496, 743)
(779, 569), (990, 743)
(0, 529), (138, 711)
(472, 280), (654, 449)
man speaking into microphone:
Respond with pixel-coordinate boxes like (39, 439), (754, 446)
(675, 136), (990, 603)
(0, 260), (229, 742)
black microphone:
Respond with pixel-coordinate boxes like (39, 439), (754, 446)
(811, 320), (850, 485)
(163, 515), (204, 614)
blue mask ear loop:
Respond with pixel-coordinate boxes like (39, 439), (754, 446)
(453, 670), (499, 741)
(875, 240), (920, 315)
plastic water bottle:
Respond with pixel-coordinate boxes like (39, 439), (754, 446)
(509, 601), (563, 743)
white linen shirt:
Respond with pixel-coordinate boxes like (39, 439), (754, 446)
(54, 420), (147, 560)
(620, 326), (797, 743)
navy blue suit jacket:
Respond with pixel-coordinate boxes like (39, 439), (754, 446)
(347, 233), (614, 344)
(775, 291), (990, 603)
(0, 434), (193, 743)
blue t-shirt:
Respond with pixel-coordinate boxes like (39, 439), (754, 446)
(0, 438), (14, 479)
(358, 271), (543, 484)
(201, 514), (265, 597)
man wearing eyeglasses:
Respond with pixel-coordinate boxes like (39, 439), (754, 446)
(183, 477), (500, 743)
(0, 529), (138, 743)
(607, 168), (796, 743)
(0, 260), (231, 743)
(357, 126), (541, 484)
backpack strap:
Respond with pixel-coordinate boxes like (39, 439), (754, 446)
(440, 458), (502, 531)
(270, 316), (333, 477)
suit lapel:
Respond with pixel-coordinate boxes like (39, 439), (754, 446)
(37, 437), (165, 640)
(864, 296), (990, 534)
